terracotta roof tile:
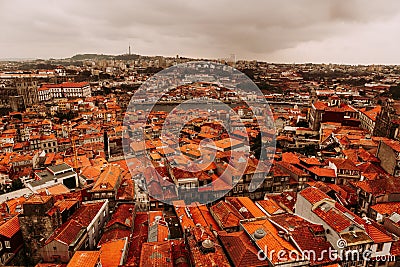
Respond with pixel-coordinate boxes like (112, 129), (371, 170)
(106, 203), (134, 229)
(125, 212), (148, 267)
(67, 251), (100, 267)
(46, 219), (84, 245)
(37, 184), (70, 195)
(139, 241), (173, 267)
(299, 187), (331, 205)
(241, 219), (300, 265)
(0, 215), (20, 238)
(70, 201), (106, 227)
(210, 201), (244, 229)
(219, 231), (264, 267)
(188, 203), (221, 231)
(307, 166), (336, 178)
(269, 214), (336, 266)
(98, 228), (131, 246)
(371, 202), (400, 216)
(91, 165), (121, 192)
(256, 199), (286, 216)
(99, 238), (127, 267)
(226, 197), (266, 219)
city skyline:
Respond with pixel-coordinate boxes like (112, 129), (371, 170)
(2, 0), (400, 65)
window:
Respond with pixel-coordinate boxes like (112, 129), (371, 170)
(0, 242), (3, 251)
(376, 243), (384, 252)
(53, 246), (57, 251)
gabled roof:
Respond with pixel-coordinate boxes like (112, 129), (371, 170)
(307, 166), (336, 178)
(67, 251), (100, 267)
(98, 228), (131, 246)
(327, 158), (359, 171)
(335, 203), (393, 244)
(70, 201), (106, 227)
(92, 165), (121, 192)
(371, 202), (400, 216)
(256, 199), (286, 216)
(139, 241), (173, 267)
(189, 203), (221, 231)
(219, 231), (264, 267)
(99, 238), (127, 267)
(0, 216), (20, 238)
(352, 175), (400, 196)
(210, 201), (244, 229)
(299, 187), (331, 205)
(37, 183), (70, 195)
(46, 219), (85, 246)
(226, 197), (266, 219)
(241, 219), (301, 265)
(269, 214), (335, 266)
(106, 203), (134, 229)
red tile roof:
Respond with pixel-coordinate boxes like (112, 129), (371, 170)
(299, 187), (331, 205)
(276, 161), (309, 177)
(313, 204), (352, 233)
(106, 203), (134, 229)
(327, 158), (359, 171)
(352, 175), (400, 196)
(210, 201), (244, 229)
(241, 219), (301, 265)
(67, 251), (100, 267)
(99, 238), (127, 267)
(226, 197), (266, 219)
(125, 212), (148, 267)
(139, 241), (173, 267)
(0, 215), (20, 238)
(46, 219), (84, 245)
(219, 231), (264, 267)
(300, 157), (323, 166)
(187, 203), (221, 231)
(92, 165), (122, 192)
(98, 228), (131, 246)
(281, 152), (300, 165)
(269, 214), (336, 266)
(335, 203), (393, 244)
(70, 201), (106, 227)
(256, 199), (286, 216)
(307, 166), (336, 178)
(371, 202), (400, 216)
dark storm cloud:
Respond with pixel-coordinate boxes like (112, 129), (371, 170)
(1, 0), (400, 63)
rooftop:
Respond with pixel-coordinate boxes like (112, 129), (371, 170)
(67, 251), (100, 267)
(241, 219), (302, 265)
(219, 231), (264, 267)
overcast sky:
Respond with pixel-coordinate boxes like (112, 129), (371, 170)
(1, 0), (400, 64)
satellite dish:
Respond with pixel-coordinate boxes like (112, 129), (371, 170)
(202, 239), (214, 249)
(254, 228), (266, 239)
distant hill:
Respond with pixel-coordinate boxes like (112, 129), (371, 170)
(70, 53), (139, 61)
